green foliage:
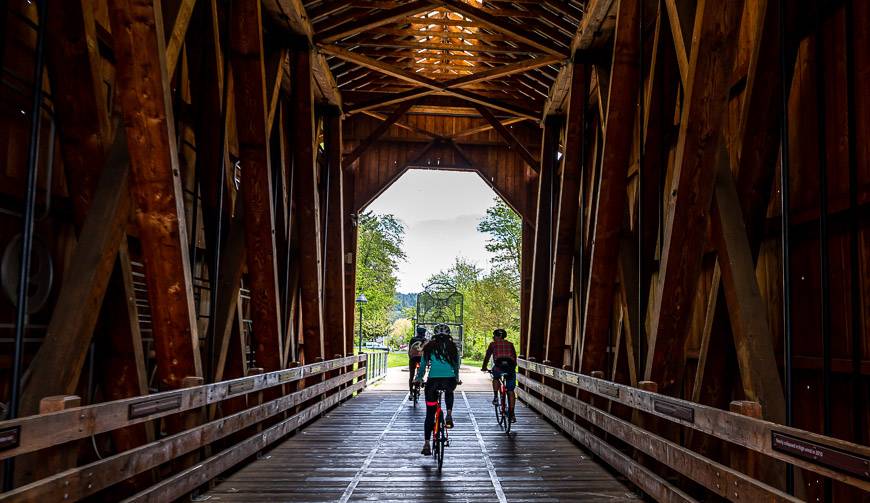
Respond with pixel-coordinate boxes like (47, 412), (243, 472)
(414, 198), (522, 362)
(356, 212), (406, 344)
(477, 197), (522, 291)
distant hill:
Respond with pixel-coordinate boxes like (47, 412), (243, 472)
(391, 292), (418, 321)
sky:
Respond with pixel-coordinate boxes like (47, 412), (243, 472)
(365, 169), (500, 293)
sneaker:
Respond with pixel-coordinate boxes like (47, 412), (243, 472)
(510, 413), (517, 423)
(421, 444), (431, 456)
(492, 396), (499, 405)
(445, 414), (454, 429)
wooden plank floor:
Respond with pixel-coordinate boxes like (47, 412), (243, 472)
(204, 391), (642, 502)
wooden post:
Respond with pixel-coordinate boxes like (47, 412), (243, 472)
(323, 107), (347, 360)
(545, 63), (586, 366)
(28, 396), (81, 482)
(729, 400), (763, 479)
(579, 0), (641, 375)
(644, 0), (745, 393)
(291, 45), (326, 364)
(107, 0), (203, 391)
(634, 380), (659, 468)
(343, 165), (358, 358)
(230, 0), (284, 374)
(525, 116), (562, 360)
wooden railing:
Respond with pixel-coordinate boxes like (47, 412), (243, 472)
(518, 359), (870, 502)
(365, 350), (388, 383)
(0, 354), (368, 501)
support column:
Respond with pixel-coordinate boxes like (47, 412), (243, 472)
(110, 0), (204, 388)
(230, 0), (283, 372)
(545, 63), (586, 365)
(344, 164), (358, 355)
(291, 44), (325, 363)
(525, 115), (562, 361)
(323, 107), (347, 359)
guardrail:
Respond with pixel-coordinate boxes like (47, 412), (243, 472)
(518, 358), (870, 502)
(365, 351), (388, 383)
(0, 354), (368, 501)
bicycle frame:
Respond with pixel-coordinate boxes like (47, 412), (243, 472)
(431, 388), (448, 469)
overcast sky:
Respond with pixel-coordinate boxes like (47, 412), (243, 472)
(365, 169), (500, 293)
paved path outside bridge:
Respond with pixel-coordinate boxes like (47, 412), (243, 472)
(204, 391), (641, 502)
(371, 364), (493, 392)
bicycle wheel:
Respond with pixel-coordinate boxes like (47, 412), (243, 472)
(493, 398), (503, 427)
(504, 394), (512, 434)
(499, 391), (508, 432)
(437, 417), (446, 470)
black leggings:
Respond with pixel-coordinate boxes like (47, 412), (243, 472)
(424, 378), (457, 439)
(408, 357), (422, 388)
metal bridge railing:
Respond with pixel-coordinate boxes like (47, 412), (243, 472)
(365, 351), (388, 383)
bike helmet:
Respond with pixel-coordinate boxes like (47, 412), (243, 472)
(415, 325), (426, 337)
(493, 328), (507, 339)
(433, 323), (451, 336)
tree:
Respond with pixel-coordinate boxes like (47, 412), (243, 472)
(356, 212), (406, 346)
(477, 197), (521, 293)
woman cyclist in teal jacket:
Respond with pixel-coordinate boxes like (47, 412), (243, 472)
(413, 323), (460, 455)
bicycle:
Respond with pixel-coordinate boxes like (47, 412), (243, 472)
(410, 362), (421, 406)
(488, 369), (512, 434)
(430, 387), (449, 470)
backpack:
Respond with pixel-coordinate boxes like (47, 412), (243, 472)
(408, 338), (424, 358)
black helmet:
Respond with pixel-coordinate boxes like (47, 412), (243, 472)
(433, 323), (451, 336)
(493, 328), (507, 339)
(416, 325), (426, 336)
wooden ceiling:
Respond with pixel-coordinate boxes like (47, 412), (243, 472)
(293, 0), (588, 118)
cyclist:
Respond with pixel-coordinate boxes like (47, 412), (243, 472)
(408, 326), (427, 393)
(413, 323), (460, 455)
(480, 328), (517, 423)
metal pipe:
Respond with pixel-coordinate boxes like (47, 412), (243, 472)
(813, 16), (833, 499)
(4, 0), (47, 490)
(844, 0), (862, 448)
(778, 0), (795, 494)
(206, 0), (232, 383)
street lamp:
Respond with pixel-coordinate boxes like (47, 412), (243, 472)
(355, 293), (368, 354)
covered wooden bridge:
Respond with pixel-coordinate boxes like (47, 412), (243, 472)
(0, 0), (868, 501)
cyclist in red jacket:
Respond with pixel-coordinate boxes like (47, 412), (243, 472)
(480, 328), (517, 423)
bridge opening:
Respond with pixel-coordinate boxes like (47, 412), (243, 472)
(359, 168), (522, 365)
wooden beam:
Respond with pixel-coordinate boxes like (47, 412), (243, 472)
(644, 0), (745, 391)
(525, 116), (562, 360)
(343, 165), (358, 357)
(544, 64), (586, 365)
(322, 107), (347, 360)
(315, 0), (435, 43)
(344, 100), (416, 166)
(451, 117), (528, 139)
(361, 110), (440, 138)
(262, 1), (340, 106)
(318, 44), (539, 119)
(433, 0), (568, 58)
(44, 0), (111, 227)
(474, 104), (539, 170)
(165, 0), (197, 77)
(663, 0), (691, 86)
(231, 0), (284, 372)
(292, 46), (326, 363)
(108, 0), (203, 388)
(579, 0), (641, 374)
(712, 156), (786, 422)
(19, 128), (130, 416)
(544, 0), (615, 117)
